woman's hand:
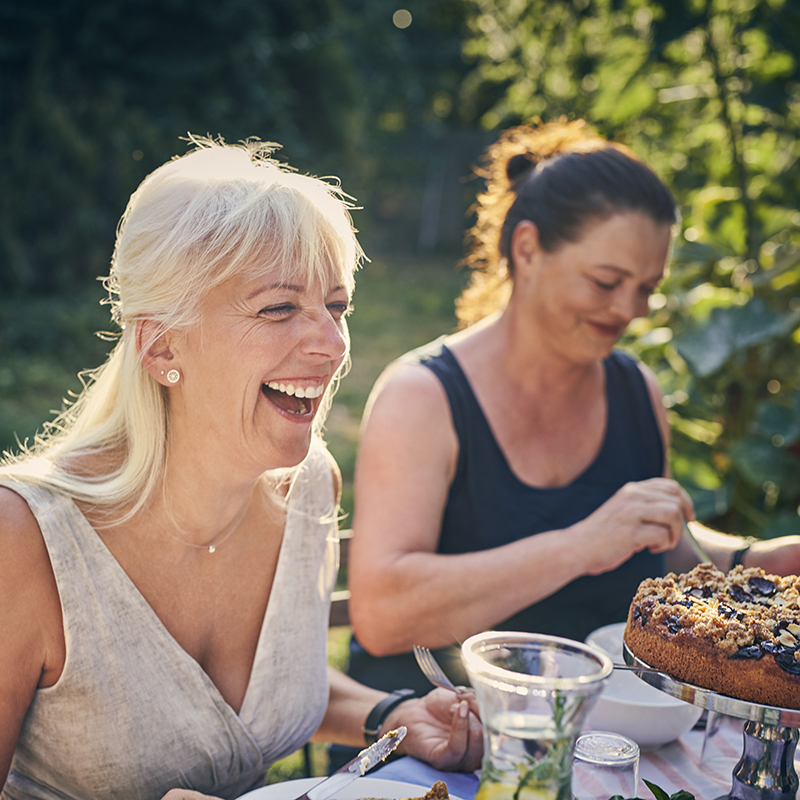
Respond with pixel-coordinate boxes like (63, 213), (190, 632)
(161, 791), (222, 799)
(383, 688), (482, 772)
(574, 477), (695, 576)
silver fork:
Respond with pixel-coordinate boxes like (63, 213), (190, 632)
(413, 644), (473, 694)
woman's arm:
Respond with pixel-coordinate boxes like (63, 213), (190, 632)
(668, 521), (800, 576)
(639, 363), (800, 577)
(348, 362), (692, 656)
(0, 488), (64, 789)
(311, 667), (482, 772)
(310, 666), (389, 748)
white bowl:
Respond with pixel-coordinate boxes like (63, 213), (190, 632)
(584, 623), (703, 748)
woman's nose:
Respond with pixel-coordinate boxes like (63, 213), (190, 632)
(302, 310), (349, 360)
(611, 290), (647, 323)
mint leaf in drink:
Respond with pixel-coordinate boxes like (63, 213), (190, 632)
(643, 780), (672, 800)
(605, 781), (695, 800)
(643, 780), (695, 800)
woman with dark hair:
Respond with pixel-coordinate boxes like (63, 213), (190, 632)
(341, 119), (800, 705)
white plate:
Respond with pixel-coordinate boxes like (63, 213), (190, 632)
(238, 777), (461, 800)
(584, 622), (703, 747)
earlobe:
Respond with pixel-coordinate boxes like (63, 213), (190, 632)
(135, 318), (178, 384)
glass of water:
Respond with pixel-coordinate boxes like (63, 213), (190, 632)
(462, 632), (613, 800)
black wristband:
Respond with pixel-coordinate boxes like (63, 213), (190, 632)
(732, 538), (755, 568)
(363, 689), (416, 745)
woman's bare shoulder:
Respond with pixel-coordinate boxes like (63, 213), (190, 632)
(0, 485), (64, 689)
(0, 484), (44, 543)
(367, 357), (450, 415)
(0, 485), (59, 596)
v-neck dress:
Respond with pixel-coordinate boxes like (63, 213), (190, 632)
(1, 437), (339, 800)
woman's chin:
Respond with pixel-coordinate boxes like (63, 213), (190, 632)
(264, 433), (315, 471)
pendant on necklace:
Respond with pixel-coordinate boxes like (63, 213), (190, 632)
(208, 545), (216, 554)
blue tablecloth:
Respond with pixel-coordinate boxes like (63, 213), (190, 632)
(371, 758), (479, 800)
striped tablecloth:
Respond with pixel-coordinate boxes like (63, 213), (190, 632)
(372, 714), (757, 799)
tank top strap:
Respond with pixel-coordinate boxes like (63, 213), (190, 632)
(405, 338), (493, 495)
(602, 350), (664, 479)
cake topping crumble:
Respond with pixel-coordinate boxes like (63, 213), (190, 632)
(628, 564), (800, 673)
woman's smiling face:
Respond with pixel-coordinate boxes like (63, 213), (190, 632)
(513, 211), (671, 364)
(166, 268), (351, 477)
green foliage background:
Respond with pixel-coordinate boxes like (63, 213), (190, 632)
(453, 0), (800, 538)
(3, 0), (800, 538)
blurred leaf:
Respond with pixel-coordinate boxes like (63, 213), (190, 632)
(674, 298), (795, 377)
(751, 399), (800, 444)
(762, 510), (800, 539)
(672, 240), (730, 264)
(686, 486), (731, 521)
(729, 437), (800, 491)
(592, 38), (654, 125)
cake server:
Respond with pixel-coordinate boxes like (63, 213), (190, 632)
(612, 663), (673, 678)
(683, 521), (712, 564)
(290, 726), (407, 800)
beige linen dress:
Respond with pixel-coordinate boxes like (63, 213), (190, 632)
(1, 437), (339, 800)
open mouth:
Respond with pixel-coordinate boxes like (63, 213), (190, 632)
(261, 381), (324, 416)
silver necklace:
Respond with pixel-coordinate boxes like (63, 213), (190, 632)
(157, 519), (243, 554)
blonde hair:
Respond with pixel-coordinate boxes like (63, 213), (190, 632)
(1, 137), (364, 519)
(456, 119), (677, 327)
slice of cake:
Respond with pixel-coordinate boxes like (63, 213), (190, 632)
(623, 562), (800, 709)
(415, 782), (449, 800)
(360, 782), (450, 800)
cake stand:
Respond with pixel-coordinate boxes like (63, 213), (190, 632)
(623, 642), (800, 800)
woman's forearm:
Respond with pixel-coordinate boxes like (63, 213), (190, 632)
(348, 527), (589, 655)
(350, 478), (692, 656)
(310, 667), (386, 747)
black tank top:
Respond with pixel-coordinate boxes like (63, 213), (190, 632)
(345, 340), (665, 695)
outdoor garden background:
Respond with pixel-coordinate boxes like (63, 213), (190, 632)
(2, 0), (799, 777)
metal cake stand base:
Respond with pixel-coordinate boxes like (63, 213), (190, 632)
(623, 643), (800, 799)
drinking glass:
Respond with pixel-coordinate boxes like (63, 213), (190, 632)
(462, 631), (613, 800)
(572, 731), (640, 800)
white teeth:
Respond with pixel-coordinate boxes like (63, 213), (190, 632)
(265, 381), (324, 399)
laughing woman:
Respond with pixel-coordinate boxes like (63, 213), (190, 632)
(0, 139), (481, 800)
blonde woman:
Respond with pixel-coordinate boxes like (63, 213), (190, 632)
(0, 139), (481, 800)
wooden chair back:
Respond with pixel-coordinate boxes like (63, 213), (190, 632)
(329, 528), (352, 627)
